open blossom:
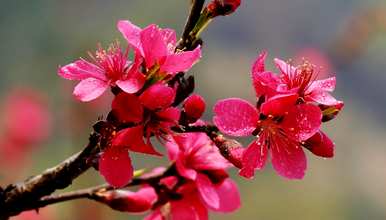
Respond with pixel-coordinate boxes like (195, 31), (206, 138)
(58, 43), (145, 102)
(151, 132), (241, 219)
(117, 20), (201, 77)
(213, 51), (344, 179)
(252, 51), (344, 109)
(214, 95), (322, 179)
(109, 82), (179, 155)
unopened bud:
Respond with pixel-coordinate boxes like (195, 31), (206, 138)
(206, 0), (241, 17)
(320, 102), (344, 122)
(183, 94), (206, 122)
(95, 187), (157, 213)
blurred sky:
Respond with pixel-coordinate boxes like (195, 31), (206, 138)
(1, 0), (386, 219)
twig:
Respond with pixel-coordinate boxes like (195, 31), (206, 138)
(177, 0), (206, 50)
(0, 133), (101, 218)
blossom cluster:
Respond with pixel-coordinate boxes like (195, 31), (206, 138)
(57, 0), (343, 219)
(214, 51), (343, 179)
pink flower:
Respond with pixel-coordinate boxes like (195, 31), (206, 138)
(117, 20), (201, 77)
(146, 180), (239, 220)
(252, 51), (343, 108)
(58, 43), (145, 102)
(110, 83), (179, 156)
(213, 94), (322, 179)
(162, 133), (241, 214)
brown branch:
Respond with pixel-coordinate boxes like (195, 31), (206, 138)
(177, 0), (206, 50)
(21, 164), (177, 211)
(0, 133), (101, 219)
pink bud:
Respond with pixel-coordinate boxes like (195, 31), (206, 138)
(207, 0), (241, 17)
(183, 94), (206, 120)
(96, 187), (157, 213)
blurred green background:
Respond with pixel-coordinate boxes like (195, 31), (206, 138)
(1, 0), (386, 219)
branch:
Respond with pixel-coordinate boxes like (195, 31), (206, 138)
(23, 164), (177, 211)
(0, 133), (101, 218)
(174, 125), (244, 168)
(177, 0), (206, 50)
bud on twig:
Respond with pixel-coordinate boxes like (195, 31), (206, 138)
(206, 0), (241, 17)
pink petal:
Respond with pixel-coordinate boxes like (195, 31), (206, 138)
(274, 58), (296, 76)
(156, 107), (180, 123)
(176, 158), (198, 180)
(161, 28), (177, 52)
(239, 138), (268, 179)
(251, 51), (267, 74)
(139, 83), (175, 110)
(73, 78), (109, 102)
(112, 126), (161, 156)
(111, 93), (143, 123)
(260, 93), (298, 116)
(116, 73), (145, 93)
(99, 148), (133, 187)
(213, 98), (259, 137)
(307, 76), (336, 92)
(251, 71), (281, 97)
(140, 24), (168, 68)
(214, 179), (241, 212)
(196, 174), (220, 210)
(270, 136), (307, 179)
(304, 131), (334, 158)
(117, 20), (143, 54)
(100, 187), (157, 212)
(306, 90), (341, 106)
(58, 60), (106, 81)
(161, 46), (202, 74)
(282, 104), (322, 141)
(144, 209), (163, 220)
(171, 199), (207, 220)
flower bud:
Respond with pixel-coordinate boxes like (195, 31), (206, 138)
(95, 187), (157, 213)
(206, 0), (241, 17)
(183, 94), (206, 120)
(320, 102), (344, 122)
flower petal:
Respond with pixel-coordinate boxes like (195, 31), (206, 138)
(252, 71), (281, 97)
(270, 136), (307, 179)
(73, 78), (108, 102)
(282, 104), (322, 141)
(260, 93), (298, 116)
(117, 20), (143, 54)
(214, 179), (241, 212)
(140, 24), (168, 68)
(251, 51), (267, 74)
(303, 131), (334, 158)
(99, 148), (133, 187)
(306, 90), (341, 106)
(139, 83), (175, 110)
(161, 28), (177, 52)
(116, 73), (145, 94)
(58, 60), (106, 81)
(111, 93), (143, 123)
(307, 77), (336, 92)
(161, 46), (202, 74)
(213, 98), (259, 137)
(112, 126), (162, 156)
(274, 58), (296, 76)
(196, 174), (220, 210)
(176, 158), (197, 180)
(239, 138), (268, 179)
